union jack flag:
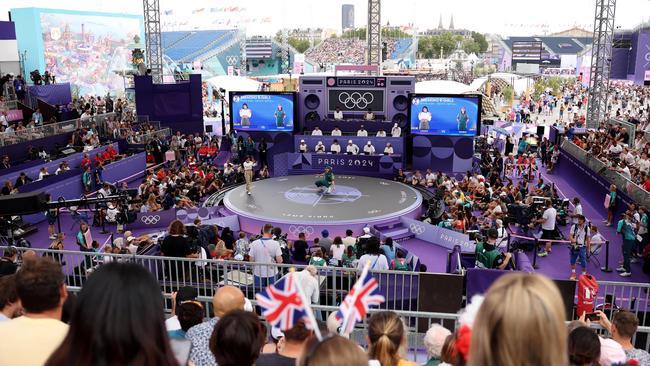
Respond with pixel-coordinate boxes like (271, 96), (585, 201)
(336, 264), (385, 335)
(256, 275), (311, 331)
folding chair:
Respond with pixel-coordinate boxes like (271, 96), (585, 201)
(587, 242), (603, 267)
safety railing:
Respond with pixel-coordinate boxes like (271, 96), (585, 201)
(7, 247), (422, 313)
(0, 99), (18, 110)
(561, 139), (650, 208)
(125, 128), (172, 145)
(0, 112), (117, 147)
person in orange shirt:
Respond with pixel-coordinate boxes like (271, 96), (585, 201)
(80, 153), (91, 169)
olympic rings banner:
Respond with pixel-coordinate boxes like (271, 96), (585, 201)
(130, 210), (176, 230)
(400, 216), (474, 253)
(327, 89), (385, 112)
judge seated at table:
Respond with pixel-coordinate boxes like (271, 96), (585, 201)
(364, 108), (375, 121)
(333, 106), (344, 120)
(391, 123), (401, 137)
(376, 129), (386, 137)
(330, 139), (341, 154)
(311, 126), (323, 136)
(299, 139), (309, 153)
(357, 126), (368, 137)
(331, 126), (342, 136)
(363, 141), (376, 155)
(346, 140), (359, 155)
(384, 143), (394, 155)
(315, 141), (326, 154)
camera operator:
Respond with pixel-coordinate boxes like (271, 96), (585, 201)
(568, 214), (590, 280)
(475, 228), (512, 270)
(536, 199), (557, 257)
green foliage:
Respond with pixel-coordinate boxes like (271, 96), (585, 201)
(502, 85), (515, 105)
(462, 39), (481, 55)
(470, 32), (489, 53)
(417, 32), (463, 59)
(341, 27), (367, 39)
(288, 38), (313, 53)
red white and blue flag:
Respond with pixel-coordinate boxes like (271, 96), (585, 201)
(256, 275), (311, 331)
(336, 264), (385, 335)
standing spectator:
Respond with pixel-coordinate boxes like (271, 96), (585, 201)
(469, 273), (567, 366)
(292, 266), (319, 311)
(319, 230), (333, 254)
(249, 224), (283, 289)
(617, 211), (637, 277)
(0, 258), (68, 366)
(0, 275), (21, 321)
(234, 232), (250, 261)
(342, 229), (357, 249)
(536, 199), (557, 257)
(605, 184), (617, 226)
(367, 311), (417, 366)
(597, 310), (650, 365)
(357, 237), (389, 271)
(165, 286), (198, 332)
(209, 310), (266, 366)
(292, 232), (309, 262)
(258, 322), (312, 366)
(186, 286), (245, 366)
(0, 247), (18, 277)
(381, 237), (397, 263)
(13, 75), (25, 101)
(258, 138), (268, 167)
(330, 236), (346, 264)
(423, 324), (452, 366)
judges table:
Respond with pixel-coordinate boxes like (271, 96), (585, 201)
(287, 153), (402, 177)
(303, 119), (401, 135)
(294, 135), (404, 156)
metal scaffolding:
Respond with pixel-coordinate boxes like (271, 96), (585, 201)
(587, 0), (616, 128)
(281, 28), (290, 74)
(366, 0), (381, 67)
(143, 0), (163, 83)
(239, 29), (247, 76)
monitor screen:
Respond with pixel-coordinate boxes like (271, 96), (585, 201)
(410, 94), (481, 136)
(230, 92), (295, 132)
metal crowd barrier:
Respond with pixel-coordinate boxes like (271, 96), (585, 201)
(126, 128), (172, 144)
(0, 100), (18, 110)
(561, 139), (650, 208)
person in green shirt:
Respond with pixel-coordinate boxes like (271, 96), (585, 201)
(315, 166), (335, 194)
(616, 211), (636, 277)
(274, 105), (286, 128)
(456, 106), (470, 132)
(341, 245), (357, 268)
(475, 228), (512, 270)
(308, 248), (327, 267)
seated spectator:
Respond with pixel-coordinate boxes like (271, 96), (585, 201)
(186, 286), (245, 366)
(364, 108), (375, 121)
(333, 106), (344, 120)
(422, 324), (452, 366)
(45, 262), (178, 365)
(411, 170), (424, 186)
(470, 273), (568, 366)
(0, 275), (21, 321)
(357, 126), (368, 137)
(258, 321), (312, 366)
(165, 286), (199, 332)
(0, 247), (18, 277)
(367, 311), (417, 366)
(331, 127), (342, 136)
(597, 309), (650, 364)
(341, 245), (357, 268)
(209, 310), (265, 366)
(568, 326), (601, 366)
(296, 335), (368, 366)
(390, 251), (409, 271)
(309, 248), (327, 267)
(0, 258), (68, 366)
(14, 172), (32, 188)
(168, 301), (204, 339)
(376, 129), (386, 137)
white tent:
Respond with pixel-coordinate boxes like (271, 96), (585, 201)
(205, 75), (262, 100)
(414, 80), (477, 94)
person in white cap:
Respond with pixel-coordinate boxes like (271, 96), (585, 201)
(346, 140), (359, 155)
(384, 142), (394, 155)
(391, 123), (401, 137)
(376, 129), (386, 137)
(331, 126), (342, 137)
(315, 141), (326, 154)
(330, 139), (341, 154)
(363, 141), (375, 155)
(311, 126), (323, 136)
(356, 125), (368, 137)
(298, 139), (308, 153)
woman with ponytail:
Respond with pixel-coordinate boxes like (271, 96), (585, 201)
(367, 311), (417, 366)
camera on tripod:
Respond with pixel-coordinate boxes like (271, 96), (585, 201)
(30, 70), (43, 85)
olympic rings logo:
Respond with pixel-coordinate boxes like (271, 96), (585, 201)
(338, 92), (374, 109)
(141, 215), (161, 225)
(409, 223), (425, 235)
(227, 56), (239, 65)
(289, 225), (315, 238)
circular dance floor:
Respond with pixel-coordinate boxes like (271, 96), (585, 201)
(223, 175), (423, 239)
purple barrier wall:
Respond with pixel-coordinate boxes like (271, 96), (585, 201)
(412, 135), (474, 173)
(556, 148), (634, 219)
(130, 207), (241, 231)
(0, 143), (117, 184)
(0, 132), (73, 163)
(21, 169), (85, 225)
(28, 83), (72, 106)
(632, 30), (650, 85)
(100, 153), (147, 185)
(0, 21), (16, 40)
(466, 268), (508, 299)
(400, 216), (475, 252)
(134, 75), (203, 134)
(286, 153), (402, 177)
(293, 135), (404, 156)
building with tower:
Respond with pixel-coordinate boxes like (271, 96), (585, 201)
(342, 4), (354, 33)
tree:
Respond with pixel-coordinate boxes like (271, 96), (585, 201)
(417, 32), (462, 59)
(470, 31), (489, 53)
(288, 38), (312, 53)
(462, 39), (480, 55)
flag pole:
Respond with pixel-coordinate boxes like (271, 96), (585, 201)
(339, 261), (371, 337)
(289, 268), (323, 341)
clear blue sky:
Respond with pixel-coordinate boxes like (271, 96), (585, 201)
(3, 0), (649, 36)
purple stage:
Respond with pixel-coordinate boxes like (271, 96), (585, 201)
(223, 175), (423, 240)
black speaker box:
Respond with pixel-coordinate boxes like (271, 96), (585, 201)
(0, 192), (49, 216)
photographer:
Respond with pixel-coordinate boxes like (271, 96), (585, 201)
(568, 215), (590, 280)
(536, 199), (557, 257)
(475, 228), (512, 270)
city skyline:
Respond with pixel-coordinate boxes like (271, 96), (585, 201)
(3, 0), (649, 37)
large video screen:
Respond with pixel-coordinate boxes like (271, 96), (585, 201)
(230, 92), (295, 132)
(40, 12), (143, 96)
(512, 41), (543, 62)
(409, 94), (481, 136)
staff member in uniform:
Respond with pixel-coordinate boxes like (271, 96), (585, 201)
(243, 156), (256, 195)
(569, 214), (590, 280)
(330, 139), (341, 154)
(475, 228), (512, 269)
(536, 199), (557, 257)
